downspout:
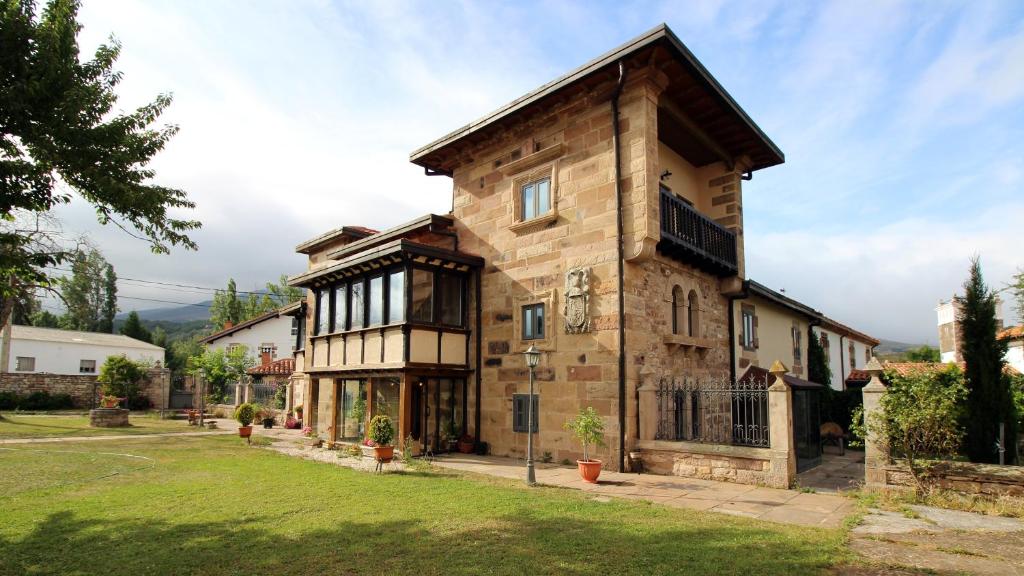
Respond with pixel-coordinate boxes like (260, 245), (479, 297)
(612, 60), (628, 473)
(839, 334), (846, 391)
(474, 267), (482, 440)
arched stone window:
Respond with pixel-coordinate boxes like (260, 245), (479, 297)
(671, 286), (684, 335)
(687, 290), (699, 337)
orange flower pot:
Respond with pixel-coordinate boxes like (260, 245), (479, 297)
(238, 425), (252, 438)
(577, 459), (602, 483)
(373, 445), (394, 463)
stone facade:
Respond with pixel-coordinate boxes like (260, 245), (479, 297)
(90, 408), (129, 427)
(0, 369), (171, 409)
(639, 440), (772, 484)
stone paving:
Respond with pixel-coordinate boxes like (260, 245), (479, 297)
(431, 454), (855, 528)
(797, 451), (865, 493)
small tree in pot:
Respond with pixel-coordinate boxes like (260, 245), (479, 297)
(564, 407), (605, 483)
(235, 403), (256, 439)
(368, 414), (395, 463)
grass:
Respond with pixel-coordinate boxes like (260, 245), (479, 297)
(0, 435), (850, 575)
(853, 487), (1024, 518)
(0, 412), (197, 439)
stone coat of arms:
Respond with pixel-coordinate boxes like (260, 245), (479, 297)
(564, 267), (590, 334)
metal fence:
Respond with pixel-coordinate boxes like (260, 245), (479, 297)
(250, 381), (278, 407)
(655, 376), (770, 448)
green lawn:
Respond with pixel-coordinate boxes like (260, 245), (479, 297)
(0, 412), (196, 439)
(0, 435), (849, 575)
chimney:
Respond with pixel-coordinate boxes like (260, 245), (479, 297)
(260, 350), (272, 366)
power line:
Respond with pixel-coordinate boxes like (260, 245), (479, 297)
(116, 295), (212, 308)
(46, 266), (275, 296)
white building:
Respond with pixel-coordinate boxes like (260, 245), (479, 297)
(4, 325), (165, 375)
(199, 302), (300, 364)
(812, 317), (879, 390)
(936, 295), (1005, 363)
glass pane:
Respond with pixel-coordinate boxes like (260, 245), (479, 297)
(333, 284), (347, 332)
(523, 305), (535, 339)
(439, 378), (454, 449)
(410, 268), (433, 323)
(537, 178), (550, 215)
(522, 182), (535, 220)
(317, 290), (329, 335)
(388, 269), (405, 324)
(374, 378), (401, 434)
(535, 305), (544, 338)
(350, 281), (365, 328)
(340, 380), (364, 440)
(368, 276), (383, 326)
(438, 274), (462, 326)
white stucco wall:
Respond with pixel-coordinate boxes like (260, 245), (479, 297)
(812, 327), (876, 390)
(204, 315), (295, 361)
(1007, 342), (1024, 376)
(8, 338), (164, 376)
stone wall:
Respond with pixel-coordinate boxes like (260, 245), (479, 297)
(880, 461), (1024, 498)
(637, 440), (772, 485)
(0, 368), (170, 409)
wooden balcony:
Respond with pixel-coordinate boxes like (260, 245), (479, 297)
(658, 188), (738, 276)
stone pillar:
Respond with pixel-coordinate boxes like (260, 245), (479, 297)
(637, 377), (659, 441)
(862, 358), (888, 488)
(234, 383), (243, 407)
(767, 360), (795, 489)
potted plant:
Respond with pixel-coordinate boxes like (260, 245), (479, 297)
(235, 403), (255, 439)
(99, 395), (120, 409)
(564, 407), (605, 483)
(457, 433), (475, 454)
(294, 404), (303, 420)
(257, 403), (275, 429)
(441, 419), (459, 452)
(349, 396), (366, 437)
(368, 414), (395, 463)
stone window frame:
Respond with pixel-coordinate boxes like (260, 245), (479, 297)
(791, 323), (802, 365)
(15, 356), (35, 372)
(739, 305), (758, 350)
(849, 341), (856, 370)
(508, 160), (560, 233)
(513, 289), (555, 352)
(670, 284), (701, 337)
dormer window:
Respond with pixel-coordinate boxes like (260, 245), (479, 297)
(521, 176), (551, 220)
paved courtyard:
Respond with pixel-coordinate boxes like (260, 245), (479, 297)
(431, 454), (855, 528)
(797, 451), (865, 493)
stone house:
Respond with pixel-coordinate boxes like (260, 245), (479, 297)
(288, 24), (859, 485)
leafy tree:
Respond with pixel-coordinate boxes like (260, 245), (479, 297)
(29, 308), (59, 327)
(807, 331), (832, 388)
(1010, 268), (1024, 322)
(167, 336), (202, 385)
(0, 0), (198, 331)
(905, 345), (940, 363)
(265, 274), (303, 307)
(209, 278), (243, 330)
(119, 310), (150, 343)
(867, 366), (967, 491)
(58, 249), (116, 332)
(9, 287), (39, 325)
(149, 325), (167, 362)
(187, 346), (253, 403)
(97, 354), (145, 401)
(242, 291), (276, 321)
(958, 258), (1016, 463)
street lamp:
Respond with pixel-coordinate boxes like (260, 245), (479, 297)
(524, 345), (541, 486)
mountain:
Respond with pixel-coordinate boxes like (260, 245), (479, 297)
(875, 339), (928, 355)
(115, 301), (212, 323)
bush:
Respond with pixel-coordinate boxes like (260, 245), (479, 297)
(20, 391), (54, 410)
(127, 396), (152, 411)
(368, 414), (394, 446)
(0, 391), (20, 409)
(564, 407), (605, 462)
(234, 403), (256, 427)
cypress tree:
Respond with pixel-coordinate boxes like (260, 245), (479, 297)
(120, 311), (151, 343)
(959, 257), (1015, 463)
(808, 330), (832, 389)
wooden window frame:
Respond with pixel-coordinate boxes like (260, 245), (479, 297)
(512, 393), (539, 433)
(521, 303), (545, 341)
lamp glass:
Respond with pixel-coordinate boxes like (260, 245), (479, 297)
(524, 345), (541, 368)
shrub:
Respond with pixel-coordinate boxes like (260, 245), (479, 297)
(20, 391), (54, 410)
(368, 414), (395, 446)
(0, 391), (20, 409)
(868, 366), (967, 491)
(98, 355), (145, 402)
(234, 403), (256, 427)
(564, 407), (605, 462)
(49, 393), (74, 409)
(127, 395), (152, 411)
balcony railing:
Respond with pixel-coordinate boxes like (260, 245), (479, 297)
(658, 188), (738, 276)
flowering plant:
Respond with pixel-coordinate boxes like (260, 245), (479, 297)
(362, 437), (376, 447)
(301, 426), (315, 438)
(99, 395), (121, 408)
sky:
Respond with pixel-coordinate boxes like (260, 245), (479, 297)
(47, 0), (1024, 344)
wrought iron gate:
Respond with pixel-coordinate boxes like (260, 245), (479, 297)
(792, 386), (822, 473)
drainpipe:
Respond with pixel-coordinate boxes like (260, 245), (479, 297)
(839, 334), (846, 391)
(612, 60), (627, 473)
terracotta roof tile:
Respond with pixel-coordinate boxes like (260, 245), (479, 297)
(247, 358), (295, 376)
(998, 325), (1024, 341)
(883, 361), (1020, 377)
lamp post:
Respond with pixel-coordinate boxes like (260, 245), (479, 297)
(524, 345), (541, 486)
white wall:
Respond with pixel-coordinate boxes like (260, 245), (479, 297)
(812, 327), (876, 390)
(9, 339), (164, 376)
(205, 315), (295, 361)
(1007, 342), (1024, 376)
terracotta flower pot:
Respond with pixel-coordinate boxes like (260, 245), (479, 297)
(373, 445), (394, 463)
(238, 425), (253, 438)
(458, 441), (474, 454)
(577, 459), (602, 483)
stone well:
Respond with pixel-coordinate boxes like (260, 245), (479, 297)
(89, 408), (130, 427)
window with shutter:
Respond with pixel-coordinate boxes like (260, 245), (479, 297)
(512, 394), (539, 433)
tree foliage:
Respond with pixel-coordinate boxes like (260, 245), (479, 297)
(807, 331), (832, 388)
(905, 345), (941, 363)
(209, 276), (304, 331)
(1010, 268), (1024, 323)
(97, 354), (146, 400)
(187, 346), (253, 404)
(0, 0), (198, 327)
(57, 248), (116, 332)
(958, 257), (1016, 463)
(119, 310), (150, 343)
(868, 366), (967, 490)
